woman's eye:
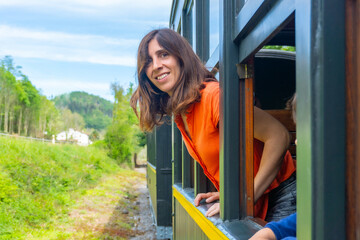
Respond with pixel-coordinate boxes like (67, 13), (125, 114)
(160, 52), (168, 58)
(146, 58), (152, 65)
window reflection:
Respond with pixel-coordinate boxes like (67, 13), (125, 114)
(209, 0), (219, 56)
(191, 3), (196, 51)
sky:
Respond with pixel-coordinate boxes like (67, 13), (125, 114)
(0, 0), (172, 101)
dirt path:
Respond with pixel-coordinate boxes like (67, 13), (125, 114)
(129, 168), (156, 240)
(51, 167), (156, 240)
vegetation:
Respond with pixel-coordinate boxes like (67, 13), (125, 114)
(0, 55), (148, 238)
(53, 92), (113, 131)
(263, 45), (296, 52)
(0, 55), (145, 164)
(104, 83), (145, 164)
(0, 136), (134, 239)
(29, 167), (146, 239)
(0, 56), (61, 138)
(0, 56), (115, 141)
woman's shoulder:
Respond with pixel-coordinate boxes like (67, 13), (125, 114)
(199, 80), (219, 108)
(202, 81), (219, 95)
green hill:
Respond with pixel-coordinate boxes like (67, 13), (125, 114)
(53, 91), (113, 131)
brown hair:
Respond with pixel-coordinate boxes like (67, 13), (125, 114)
(286, 93), (297, 124)
(130, 28), (216, 131)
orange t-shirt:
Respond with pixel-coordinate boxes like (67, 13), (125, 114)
(174, 81), (296, 220)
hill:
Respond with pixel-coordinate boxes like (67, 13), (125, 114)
(53, 91), (113, 131)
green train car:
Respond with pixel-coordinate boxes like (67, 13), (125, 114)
(146, 0), (359, 239)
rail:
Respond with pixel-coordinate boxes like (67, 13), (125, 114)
(0, 132), (66, 144)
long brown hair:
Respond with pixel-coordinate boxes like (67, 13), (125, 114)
(130, 28), (216, 131)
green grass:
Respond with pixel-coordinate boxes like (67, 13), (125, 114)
(0, 137), (130, 239)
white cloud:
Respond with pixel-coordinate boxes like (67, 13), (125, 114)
(0, 0), (172, 16)
(0, 0), (171, 7)
(0, 25), (137, 66)
(0, 25), (138, 45)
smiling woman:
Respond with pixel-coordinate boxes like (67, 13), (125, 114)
(131, 28), (296, 223)
(131, 28), (216, 132)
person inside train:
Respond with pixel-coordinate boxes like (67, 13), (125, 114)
(130, 28), (296, 221)
(250, 93), (297, 240)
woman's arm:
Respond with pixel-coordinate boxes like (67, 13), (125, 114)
(253, 106), (290, 202)
(249, 227), (277, 240)
(194, 106), (289, 216)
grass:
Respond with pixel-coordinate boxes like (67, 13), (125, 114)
(26, 169), (145, 240)
(0, 136), (144, 240)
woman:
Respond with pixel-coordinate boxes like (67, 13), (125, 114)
(250, 94), (297, 240)
(130, 28), (296, 221)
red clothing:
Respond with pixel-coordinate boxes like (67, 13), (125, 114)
(174, 81), (296, 220)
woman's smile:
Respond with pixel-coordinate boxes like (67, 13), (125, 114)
(146, 38), (180, 96)
(155, 72), (170, 81)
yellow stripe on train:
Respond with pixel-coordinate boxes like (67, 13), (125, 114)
(147, 163), (156, 174)
(173, 186), (229, 240)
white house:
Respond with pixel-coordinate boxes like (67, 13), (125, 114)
(56, 128), (92, 146)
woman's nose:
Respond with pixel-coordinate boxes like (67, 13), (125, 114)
(152, 57), (162, 69)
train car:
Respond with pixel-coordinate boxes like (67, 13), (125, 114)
(147, 0), (359, 239)
(146, 121), (173, 239)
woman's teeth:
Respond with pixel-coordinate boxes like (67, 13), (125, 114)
(156, 73), (168, 80)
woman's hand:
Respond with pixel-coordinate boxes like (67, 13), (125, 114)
(205, 202), (220, 217)
(194, 192), (220, 217)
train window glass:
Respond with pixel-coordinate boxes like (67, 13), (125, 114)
(146, 131), (156, 166)
(190, 159), (195, 188)
(191, 2), (196, 51)
(182, 141), (193, 189)
(209, 0), (219, 57)
(172, 121), (183, 185)
(236, 0), (247, 15)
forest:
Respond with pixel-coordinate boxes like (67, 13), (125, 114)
(0, 55), (144, 164)
(0, 56), (59, 138)
(53, 91), (113, 131)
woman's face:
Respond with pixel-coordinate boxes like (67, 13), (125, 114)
(145, 38), (180, 96)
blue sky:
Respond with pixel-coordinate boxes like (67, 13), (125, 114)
(0, 0), (172, 101)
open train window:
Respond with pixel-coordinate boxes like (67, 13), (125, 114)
(254, 49), (295, 110)
(234, 47), (296, 222)
(254, 49), (296, 160)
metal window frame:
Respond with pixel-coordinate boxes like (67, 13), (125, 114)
(296, 0), (346, 239)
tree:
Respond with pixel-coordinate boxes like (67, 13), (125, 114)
(104, 83), (145, 164)
(60, 108), (86, 131)
(52, 91), (113, 131)
(0, 56), (61, 137)
(89, 130), (100, 141)
(20, 76), (41, 136)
